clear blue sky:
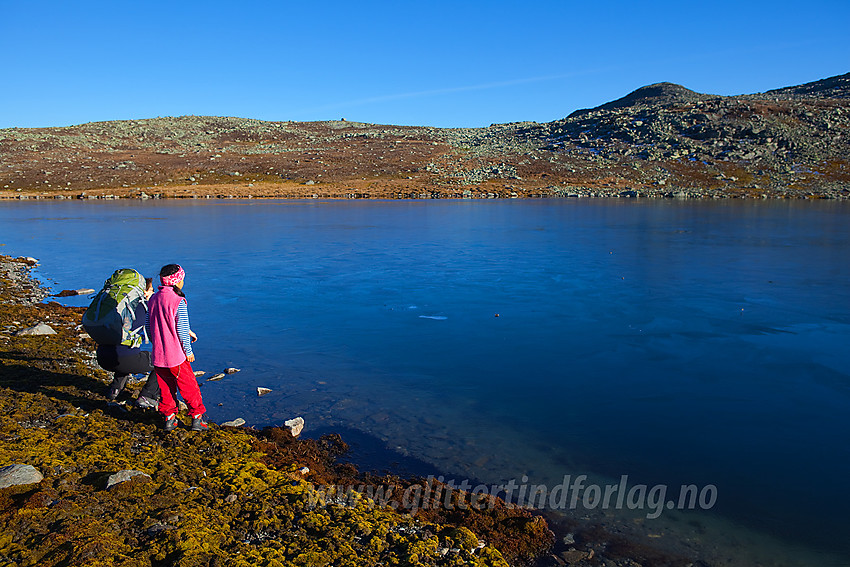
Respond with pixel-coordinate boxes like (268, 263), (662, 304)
(1, 0), (848, 129)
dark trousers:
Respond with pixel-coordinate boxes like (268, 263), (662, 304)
(96, 345), (161, 400)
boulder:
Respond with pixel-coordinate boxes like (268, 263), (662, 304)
(285, 416), (305, 437)
(16, 323), (56, 336)
(106, 470), (151, 489)
(0, 464), (43, 488)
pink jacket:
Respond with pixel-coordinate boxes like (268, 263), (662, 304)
(147, 286), (187, 367)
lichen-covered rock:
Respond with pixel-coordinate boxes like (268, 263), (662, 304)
(106, 469), (151, 489)
(0, 464), (43, 488)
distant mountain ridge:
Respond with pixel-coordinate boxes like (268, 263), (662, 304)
(569, 82), (709, 117)
(755, 71), (850, 100)
(570, 72), (850, 118)
(1, 72), (848, 200)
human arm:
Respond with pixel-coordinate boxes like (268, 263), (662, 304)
(132, 300), (149, 344)
(176, 300), (194, 361)
(144, 307), (151, 341)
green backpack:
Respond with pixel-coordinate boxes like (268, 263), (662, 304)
(82, 269), (147, 348)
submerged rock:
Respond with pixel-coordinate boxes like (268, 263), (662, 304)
(0, 464), (44, 488)
(55, 288), (95, 297)
(106, 469), (151, 489)
(16, 323), (56, 336)
(207, 373), (226, 381)
(221, 418), (246, 427)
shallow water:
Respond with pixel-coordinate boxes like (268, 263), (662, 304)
(1, 198), (848, 565)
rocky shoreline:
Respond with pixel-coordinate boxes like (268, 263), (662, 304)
(0, 254), (723, 567)
(0, 254), (559, 567)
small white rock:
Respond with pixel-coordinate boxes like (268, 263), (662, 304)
(221, 418), (246, 427)
(224, 367), (240, 374)
(16, 323), (56, 336)
(285, 416), (305, 437)
(257, 387), (272, 396)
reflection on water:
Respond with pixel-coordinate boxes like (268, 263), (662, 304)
(1, 198), (849, 565)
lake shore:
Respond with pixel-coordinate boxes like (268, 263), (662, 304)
(2, 178), (847, 202)
(0, 252), (736, 567)
(0, 254), (565, 567)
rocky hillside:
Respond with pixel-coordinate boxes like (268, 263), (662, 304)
(1, 73), (848, 200)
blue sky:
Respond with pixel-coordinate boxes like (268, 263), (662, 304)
(1, 1), (848, 129)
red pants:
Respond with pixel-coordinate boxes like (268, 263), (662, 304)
(155, 359), (206, 417)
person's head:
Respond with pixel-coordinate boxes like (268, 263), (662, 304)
(159, 264), (186, 295)
(144, 277), (154, 300)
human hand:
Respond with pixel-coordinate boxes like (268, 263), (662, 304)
(190, 331), (197, 342)
(187, 353), (195, 363)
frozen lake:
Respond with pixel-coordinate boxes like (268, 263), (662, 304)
(1, 198), (848, 565)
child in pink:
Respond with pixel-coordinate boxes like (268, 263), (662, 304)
(146, 264), (208, 431)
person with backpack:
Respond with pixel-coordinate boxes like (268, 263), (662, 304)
(146, 264), (209, 432)
(82, 269), (161, 407)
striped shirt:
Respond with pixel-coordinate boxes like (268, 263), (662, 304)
(176, 300), (193, 357)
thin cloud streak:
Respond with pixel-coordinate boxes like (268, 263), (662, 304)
(290, 38), (826, 120)
(293, 68), (617, 116)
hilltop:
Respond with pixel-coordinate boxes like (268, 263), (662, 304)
(1, 73), (848, 200)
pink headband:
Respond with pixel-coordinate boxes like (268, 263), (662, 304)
(160, 266), (185, 286)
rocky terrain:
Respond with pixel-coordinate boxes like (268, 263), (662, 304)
(1, 72), (848, 200)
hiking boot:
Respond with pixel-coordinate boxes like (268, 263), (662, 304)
(191, 414), (210, 432)
(106, 374), (130, 400)
(135, 396), (159, 410)
(164, 413), (178, 431)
